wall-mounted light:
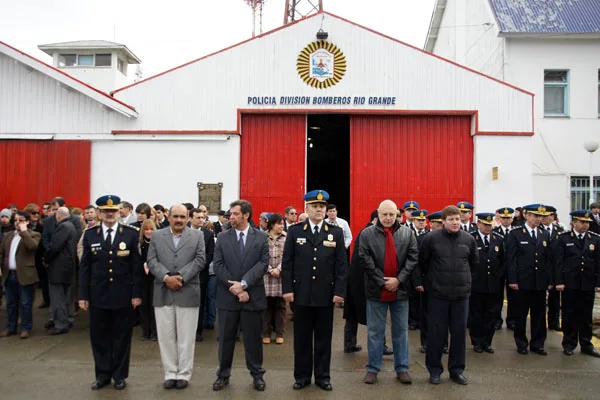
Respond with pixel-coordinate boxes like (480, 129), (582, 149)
(316, 29), (328, 40)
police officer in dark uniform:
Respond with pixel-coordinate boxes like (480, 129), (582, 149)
(79, 195), (143, 390)
(554, 210), (600, 357)
(408, 209), (428, 330)
(402, 201), (419, 232)
(541, 205), (565, 331)
(469, 213), (505, 354)
(493, 207), (514, 330)
(282, 190), (347, 391)
(505, 204), (553, 355)
(457, 201), (477, 233)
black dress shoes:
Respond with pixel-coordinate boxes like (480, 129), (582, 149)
(420, 346), (427, 354)
(383, 345), (394, 355)
(483, 346), (495, 354)
(212, 377), (229, 391)
(195, 334), (204, 342)
(163, 379), (177, 389)
(581, 348), (600, 358)
(531, 348), (548, 356)
(91, 379), (110, 390)
(344, 345), (362, 353)
(517, 348), (528, 355)
(450, 373), (468, 385)
(293, 380), (310, 390)
(549, 325), (562, 332)
(38, 302), (50, 309)
(113, 380), (127, 390)
(176, 380), (188, 389)
(47, 327), (68, 335)
(473, 345), (484, 353)
(563, 348), (574, 356)
(442, 346), (449, 354)
(429, 375), (441, 385)
(507, 323), (515, 331)
(253, 377), (266, 391)
(316, 380), (333, 391)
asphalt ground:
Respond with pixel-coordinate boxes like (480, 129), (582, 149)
(1, 293), (599, 400)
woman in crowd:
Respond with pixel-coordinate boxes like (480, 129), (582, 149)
(139, 218), (157, 340)
(262, 213), (287, 344)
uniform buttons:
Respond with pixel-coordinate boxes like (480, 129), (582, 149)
(488, 272), (491, 275)
(109, 260), (113, 264)
(109, 278), (114, 282)
(314, 257), (317, 261)
(314, 248), (317, 251)
(313, 266), (316, 270)
(312, 276), (316, 280)
(109, 251), (113, 255)
(582, 262), (585, 265)
(487, 259), (490, 262)
(293, 279), (296, 283)
(535, 267), (538, 270)
(581, 268), (584, 271)
(109, 269), (113, 273)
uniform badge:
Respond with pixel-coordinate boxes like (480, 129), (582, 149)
(119, 242), (127, 250)
(591, 244), (595, 251)
(542, 241), (547, 247)
(328, 234), (333, 241)
(495, 246), (499, 252)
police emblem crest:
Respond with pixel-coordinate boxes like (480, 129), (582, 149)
(119, 242), (126, 250)
(297, 41), (347, 89)
(591, 244), (595, 251)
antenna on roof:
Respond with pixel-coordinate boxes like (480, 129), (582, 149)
(284, 0), (322, 24)
(243, 0), (266, 37)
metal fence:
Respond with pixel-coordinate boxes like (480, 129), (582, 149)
(571, 176), (600, 210)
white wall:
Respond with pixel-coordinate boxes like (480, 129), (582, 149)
(505, 38), (600, 215)
(474, 135), (533, 212)
(90, 137), (240, 208)
(113, 12), (532, 134)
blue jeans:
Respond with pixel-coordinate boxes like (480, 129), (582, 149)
(5, 272), (35, 333)
(366, 298), (409, 373)
(203, 275), (217, 326)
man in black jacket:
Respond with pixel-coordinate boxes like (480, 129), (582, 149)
(359, 200), (418, 385)
(418, 205), (478, 386)
(44, 207), (78, 335)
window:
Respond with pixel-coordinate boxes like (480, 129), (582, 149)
(95, 54), (111, 67)
(544, 70), (569, 116)
(570, 176), (600, 210)
(77, 54), (93, 66)
(58, 54), (76, 67)
(117, 58), (126, 75)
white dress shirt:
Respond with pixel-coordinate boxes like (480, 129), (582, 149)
(235, 225), (250, 246)
(326, 217), (353, 248)
(102, 223), (119, 245)
(8, 233), (22, 270)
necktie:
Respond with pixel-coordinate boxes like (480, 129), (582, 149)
(105, 228), (113, 247)
(314, 225), (319, 237)
(238, 232), (245, 257)
(578, 233), (584, 241)
(463, 225), (467, 231)
(505, 228), (509, 236)
(531, 230), (536, 241)
(484, 235), (490, 247)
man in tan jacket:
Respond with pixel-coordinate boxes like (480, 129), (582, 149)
(0, 210), (41, 338)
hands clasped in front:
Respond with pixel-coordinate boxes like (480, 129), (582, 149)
(165, 275), (183, 290)
(228, 280), (250, 303)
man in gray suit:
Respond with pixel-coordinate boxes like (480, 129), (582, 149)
(147, 204), (205, 390)
(212, 200), (269, 392)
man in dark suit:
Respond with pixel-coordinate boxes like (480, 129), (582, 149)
(401, 201), (419, 232)
(79, 195), (143, 391)
(283, 206), (297, 232)
(213, 210), (225, 235)
(588, 203), (600, 234)
(541, 206), (564, 331)
(506, 204), (553, 356)
(555, 210), (600, 357)
(189, 208), (215, 342)
(469, 213), (505, 354)
(457, 201), (478, 233)
(212, 200), (269, 392)
(493, 207), (514, 330)
(282, 190), (347, 391)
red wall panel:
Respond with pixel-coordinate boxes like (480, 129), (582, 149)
(0, 140), (91, 209)
(350, 115), (473, 237)
(240, 114), (306, 221)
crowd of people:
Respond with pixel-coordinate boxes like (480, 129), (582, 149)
(0, 193), (599, 392)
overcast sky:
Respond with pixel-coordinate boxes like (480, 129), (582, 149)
(1, 0), (436, 81)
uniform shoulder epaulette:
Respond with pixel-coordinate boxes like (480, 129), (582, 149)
(512, 225), (522, 229)
(122, 224), (140, 232)
(492, 231), (504, 238)
(558, 230), (571, 236)
(588, 231), (600, 237)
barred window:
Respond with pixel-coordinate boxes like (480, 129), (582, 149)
(570, 176), (600, 210)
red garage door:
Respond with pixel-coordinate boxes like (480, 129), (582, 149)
(350, 115), (473, 236)
(0, 140), (91, 209)
(240, 114), (306, 221)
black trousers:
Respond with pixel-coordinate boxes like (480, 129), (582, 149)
(493, 284), (505, 326)
(562, 289), (595, 351)
(408, 291), (420, 328)
(513, 290), (547, 350)
(343, 315), (358, 349)
(547, 288), (561, 328)
(419, 291), (429, 347)
(506, 284), (517, 326)
(139, 275), (156, 338)
(217, 309), (264, 379)
(196, 272), (209, 336)
(36, 263), (50, 305)
(469, 292), (502, 347)
(293, 305), (334, 383)
(89, 306), (133, 382)
(426, 295), (468, 377)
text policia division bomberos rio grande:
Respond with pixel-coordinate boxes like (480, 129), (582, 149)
(247, 96), (397, 106)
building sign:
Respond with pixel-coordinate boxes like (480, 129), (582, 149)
(197, 182), (223, 214)
(297, 41), (346, 89)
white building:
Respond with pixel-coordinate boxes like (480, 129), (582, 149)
(0, 11), (534, 234)
(425, 0), (600, 219)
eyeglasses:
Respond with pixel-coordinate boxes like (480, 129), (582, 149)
(31, 211), (40, 215)
(289, 212), (297, 215)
